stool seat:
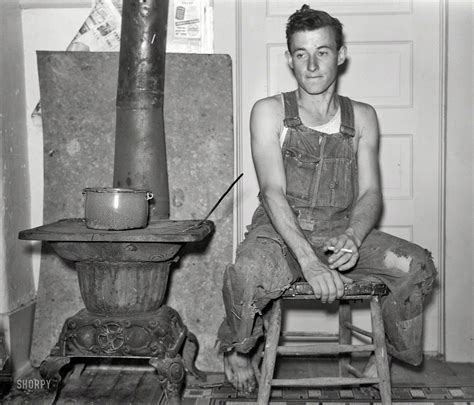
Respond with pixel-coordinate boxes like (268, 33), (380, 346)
(258, 280), (392, 404)
(284, 281), (389, 299)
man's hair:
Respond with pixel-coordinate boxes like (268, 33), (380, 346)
(286, 5), (344, 52)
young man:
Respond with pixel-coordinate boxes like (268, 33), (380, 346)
(217, 5), (436, 394)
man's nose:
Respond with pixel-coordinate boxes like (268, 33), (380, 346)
(307, 55), (318, 71)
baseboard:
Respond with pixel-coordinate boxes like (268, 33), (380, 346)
(0, 300), (36, 378)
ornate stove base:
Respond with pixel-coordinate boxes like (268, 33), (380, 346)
(40, 305), (205, 404)
(20, 218), (214, 404)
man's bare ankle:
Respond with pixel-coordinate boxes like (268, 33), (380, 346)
(362, 354), (392, 378)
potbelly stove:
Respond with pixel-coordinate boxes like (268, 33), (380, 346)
(18, 1), (213, 403)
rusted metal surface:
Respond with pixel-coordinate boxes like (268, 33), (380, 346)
(40, 304), (203, 400)
(52, 306), (187, 358)
(76, 261), (171, 314)
(19, 218), (214, 243)
(114, 0), (170, 218)
(49, 241), (182, 263)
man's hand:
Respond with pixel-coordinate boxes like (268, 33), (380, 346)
(324, 231), (360, 271)
(302, 259), (353, 304)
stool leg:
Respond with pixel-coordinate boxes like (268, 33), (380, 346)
(258, 299), (282, 405)
(338, 300), (351, 377)
(370, 295), (392, 405)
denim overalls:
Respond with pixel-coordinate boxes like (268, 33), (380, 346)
(217, 91), (436, 366)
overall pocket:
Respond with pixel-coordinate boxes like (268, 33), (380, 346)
(316, 158), (354, 209)
(283, 147), (319, 202)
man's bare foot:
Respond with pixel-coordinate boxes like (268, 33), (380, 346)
(362, 354), (392, 378)
(224, 351), (257, 394)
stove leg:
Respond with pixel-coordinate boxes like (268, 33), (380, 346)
(39, 355), (71, 392)
(150, 355), (185, 405)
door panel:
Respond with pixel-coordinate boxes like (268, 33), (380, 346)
(239, 0), (442, 353)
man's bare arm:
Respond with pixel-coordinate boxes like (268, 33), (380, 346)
(250, 98), (351, 302)
(326, 103), (383, 271)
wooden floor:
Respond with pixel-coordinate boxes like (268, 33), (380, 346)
(2, 357), (474, 404)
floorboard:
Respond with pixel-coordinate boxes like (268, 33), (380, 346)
(1, 357), (473, 404)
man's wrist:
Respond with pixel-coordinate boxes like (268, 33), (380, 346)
(344, 227), (362, 247)
(298, 254), (325, 276)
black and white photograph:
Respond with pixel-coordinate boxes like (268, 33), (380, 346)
(0, 0), (472, 404)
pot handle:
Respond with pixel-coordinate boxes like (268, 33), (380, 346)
(146, 192), (154, 201)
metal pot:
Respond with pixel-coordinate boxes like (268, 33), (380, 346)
(83, 187), (153, 230)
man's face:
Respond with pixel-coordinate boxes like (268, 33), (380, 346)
(286, 27), (346, 96)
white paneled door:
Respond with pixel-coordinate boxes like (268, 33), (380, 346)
(237, 0), (444, 354)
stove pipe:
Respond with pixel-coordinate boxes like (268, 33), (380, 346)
(113, 0), (170, 219)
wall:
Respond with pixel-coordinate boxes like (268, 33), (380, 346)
(444, 0), (473, 361)
(21, 2), (92, 288)
(0, 0), (36, 375)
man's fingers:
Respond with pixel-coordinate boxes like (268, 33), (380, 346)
(329, 252), (354, 269)
(310, 280), (323, 299)
(319, 278), (330, 303)
(309, 277), (332, 303)
(324, 237), (338, 252)
(332, 271), (345, 298)
(338, 254), (359, 271)
(328, 251), (346, 267)
(334, 238), (346, 252)
(323, 273), (338, 303)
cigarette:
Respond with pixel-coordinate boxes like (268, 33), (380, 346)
(327, 246), (353, 254)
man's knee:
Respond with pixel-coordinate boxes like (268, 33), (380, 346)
(383, 243), (436, 295)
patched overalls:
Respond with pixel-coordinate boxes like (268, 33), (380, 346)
(217, 91), (436, 366)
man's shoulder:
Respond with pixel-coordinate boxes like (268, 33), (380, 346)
(254, 94), (283, 110)
(342, 97), (379, 141)
(343, 96), (376, 116)
(252, 94), (285, 121)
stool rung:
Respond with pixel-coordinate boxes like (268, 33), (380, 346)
(271, 376), (380, 387)
(344, 322), (373, 339)
(281, 331), (338, 340)
(277, 343), (375, 355)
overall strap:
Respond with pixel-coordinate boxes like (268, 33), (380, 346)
(338, 96), (356, 137)
(282, 91), (302, 128)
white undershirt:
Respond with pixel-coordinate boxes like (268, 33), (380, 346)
(280, 106), (342, 147)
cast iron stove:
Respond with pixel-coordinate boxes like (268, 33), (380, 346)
(19, 1), (215, 403)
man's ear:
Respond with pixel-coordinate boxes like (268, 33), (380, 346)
(337, 45), (347, 66)
(285, 50), (294, 70)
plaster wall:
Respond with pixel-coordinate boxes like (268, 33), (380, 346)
(444, 0), (474, 362)
(0, 0), (36, 375)
(0, 0), (35, 316)
(21, 5), (92, 289)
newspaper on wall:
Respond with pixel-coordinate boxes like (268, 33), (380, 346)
(67, 0), (122, 52)
(68, 0), (214, 54)
(169, 0), (213, 53)
(32, 0), (213, 118)
(174, 0), (201, 39)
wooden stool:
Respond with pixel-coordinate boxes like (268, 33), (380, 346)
(258, 281), (392, 405)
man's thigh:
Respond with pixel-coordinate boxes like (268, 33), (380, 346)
(231, 222), (301, 298)
(346, 229), (431, 290)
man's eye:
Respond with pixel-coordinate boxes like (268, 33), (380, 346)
(318, 51), (328, 56)
(294, 53), (306, 59)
